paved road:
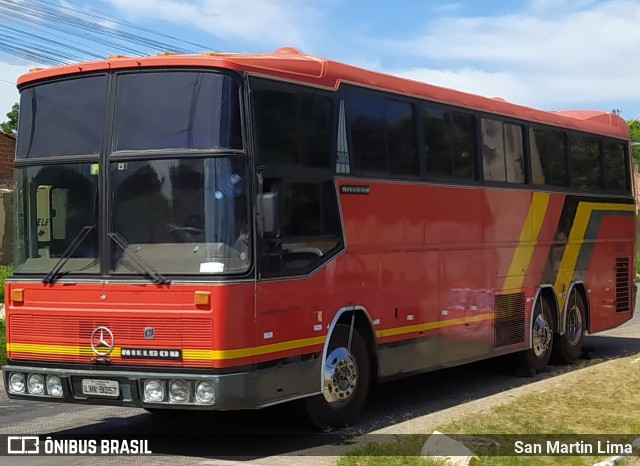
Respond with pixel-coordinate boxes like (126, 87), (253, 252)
(1, 305), (638, 465)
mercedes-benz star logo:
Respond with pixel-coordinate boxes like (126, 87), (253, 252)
(90, 326), (115, 356)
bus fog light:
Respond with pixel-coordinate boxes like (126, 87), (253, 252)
(144, 380), (165, 402)
(169, 379), (189, 402)
(9, 373), (25, 394)
(28, 374), (45, 395)
(195, 381), (215, 404)
(47, 376), (64, 397)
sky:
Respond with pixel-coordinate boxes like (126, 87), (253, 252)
(1, 0), (640, 122)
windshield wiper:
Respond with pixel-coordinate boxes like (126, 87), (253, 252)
(43, 224), (96, 284)
(108, 232), (170, 285)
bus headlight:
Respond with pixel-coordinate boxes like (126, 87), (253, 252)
(9, 372), (25, 394)
(143, 379), (165, 402)
(27, 374), (45, 395)
(169, 379), (189, 402)
(195, 380), (215, 404)
(46, 375), (64, 397)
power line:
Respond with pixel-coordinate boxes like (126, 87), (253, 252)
(0, 0), (219, 65)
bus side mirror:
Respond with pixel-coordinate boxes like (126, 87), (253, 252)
(257, 192), (279, 237)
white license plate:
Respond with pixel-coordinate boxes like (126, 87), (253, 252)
(82, 379), (120, 398)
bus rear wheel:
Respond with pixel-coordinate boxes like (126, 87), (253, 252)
(521, 296), (554, 372)
(304, 324), (370, 430)
(552, 290), (586, 364)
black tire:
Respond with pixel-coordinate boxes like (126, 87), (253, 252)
(552, 290), (586, 364)
(304, 324), (370, 430)
(521, 296), (554, 371)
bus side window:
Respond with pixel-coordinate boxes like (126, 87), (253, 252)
(530, 127), (568, 187)
(570, 135), (602, 190)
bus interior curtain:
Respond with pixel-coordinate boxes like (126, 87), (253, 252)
(204, 157), (236, 258)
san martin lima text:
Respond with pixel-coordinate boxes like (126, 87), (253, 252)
(514, 440), (633, 455)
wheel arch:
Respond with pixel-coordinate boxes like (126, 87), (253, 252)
(529, 285), (559, 348)
(322, 305), (378, 390)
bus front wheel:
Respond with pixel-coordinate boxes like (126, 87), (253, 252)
(552, 290), (586, 364)
(521, 296), (554, 371)
(304, 324), (370, 430)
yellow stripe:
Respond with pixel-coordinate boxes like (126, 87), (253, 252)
(502, 192), (550, 292)
(376, 313), (493, 338)
(8, 314), (495, 361)
(7, 343), (122, 357)
(182, 335), (326, 360)
(553, 202), (635, 309)
(8, 337), (327, 362)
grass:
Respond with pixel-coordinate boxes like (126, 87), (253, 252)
(337, 355), (640, 466)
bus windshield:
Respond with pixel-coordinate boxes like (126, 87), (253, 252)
(14, 70), (248, 277)
(110, 156), (250, 275)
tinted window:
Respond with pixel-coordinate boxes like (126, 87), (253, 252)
(254, 90), (333, 168)
(111, 157), (250, 274)
(114, 72), (241, 151)
(570, 135), (602, 190)
(530, 128), (568, 186)
(14, 163), (99, 274)
(347, 92), (418, 176)
(17, 76), (108, 158)
(387, 100), (419, 175)
(348, 93), (387, 172)
(424, 106), (476, 180)
(604, 141), (629, 193)
(481, 119), (525, 183)
(259, 177), (341, 276)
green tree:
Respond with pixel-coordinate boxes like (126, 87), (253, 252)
(629, 119), (640, 165)
(0, 102), (18, 137)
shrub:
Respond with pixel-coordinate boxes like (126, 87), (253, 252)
(0, 318), (5, 366)
(0, 264), (12, 302)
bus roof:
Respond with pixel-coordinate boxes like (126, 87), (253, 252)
(18, 47), (629, 140)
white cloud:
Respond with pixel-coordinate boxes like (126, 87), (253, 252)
(404, 1), (640, 69)
(379, 0), (640, 112)
(107, 0), (324, 50)
(394, 68), (532, 103)
(392, 66), (640, 112)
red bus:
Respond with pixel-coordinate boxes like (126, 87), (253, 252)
(3, 47), (635, 429)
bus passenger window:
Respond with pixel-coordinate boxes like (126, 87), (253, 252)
(481, 119), (524, 184)
(347, 91), (418, 177)
(570, 135), (602, 190)
(530, 128), (568, 187)
(424, 106), (477, 181)
(604, 141), (629, 193)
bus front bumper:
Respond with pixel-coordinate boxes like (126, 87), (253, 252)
(2, 362), (320, 411)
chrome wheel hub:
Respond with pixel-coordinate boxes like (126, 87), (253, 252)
(322, 346), (358, 404)
(566, 304), (583, 346)
(532, 312), (552, 357)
